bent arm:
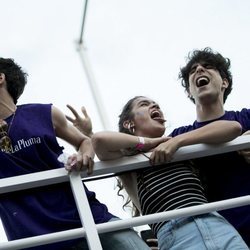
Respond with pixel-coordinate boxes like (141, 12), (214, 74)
(92, 131), (168, 161)
(52, 105), (95, 173)
(92, 132), (141, 160)
(150, 120), (242, 164)
(173, 120), (242, 147)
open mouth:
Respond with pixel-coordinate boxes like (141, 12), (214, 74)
(150, 110), (166, 123)
(196, 76), (210, 87)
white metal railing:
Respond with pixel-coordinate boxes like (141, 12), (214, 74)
(1, 135), (250, 249)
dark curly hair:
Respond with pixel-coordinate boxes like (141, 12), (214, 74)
(0, 57), (28, 104)
(178, 47), (232, 104)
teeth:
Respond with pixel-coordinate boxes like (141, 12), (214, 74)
(151, 110), (160, 118)
(199, 77), (207, 81)
(151, 110), (165, 123)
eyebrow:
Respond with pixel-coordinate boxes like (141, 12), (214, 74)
(190, 63), (199, 70)
(138, 99), (150, 104)
(137, 99), (160, 108)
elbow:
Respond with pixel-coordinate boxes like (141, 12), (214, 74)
(91, 133), (109, 160)
(226, 121), (242, 141)
(233, 121), (242, 137)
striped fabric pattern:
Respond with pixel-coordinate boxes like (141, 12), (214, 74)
(137, 162), (207, 234)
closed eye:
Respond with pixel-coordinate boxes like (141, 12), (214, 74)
(204, 64), (216, 70)
(189, 67), (196, 75)
(139, 101), (150, 107)
(189, 63), (216, 75)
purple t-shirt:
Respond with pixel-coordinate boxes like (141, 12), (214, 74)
(0, 103), (114, 249)
(170, 108), (250, 246)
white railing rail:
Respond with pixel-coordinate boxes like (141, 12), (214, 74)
(1, 135), (250, 249)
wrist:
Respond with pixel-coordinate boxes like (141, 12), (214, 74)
(88, 131), (94, 138)
(80, 129), (93, 138)
(135, 136), (145, 151)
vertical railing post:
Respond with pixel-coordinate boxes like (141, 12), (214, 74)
(69, 172), (103, 250)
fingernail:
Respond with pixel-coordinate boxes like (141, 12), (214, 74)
(70, 159), (77, 166)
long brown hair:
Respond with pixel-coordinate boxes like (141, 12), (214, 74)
(116, 96), (145, 216)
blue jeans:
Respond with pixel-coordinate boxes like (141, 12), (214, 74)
(69, 218), (150, 250)
(157, 212), (248, 250)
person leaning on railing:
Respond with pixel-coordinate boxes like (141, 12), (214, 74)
(67, 96), (248, 249)
(0, 57), (150, 250)
(173, 47), (250, 246)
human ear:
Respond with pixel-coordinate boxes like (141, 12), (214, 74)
(123, 120), (135, 134)
(0, 73), (6, 85)
(123, 120), (134, 129)
(222, 78), (229, 89)
(186, 88), (193, 98)
(123, 120), (130, 130)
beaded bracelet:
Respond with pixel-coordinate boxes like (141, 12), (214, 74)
(135, 136), (145, 151)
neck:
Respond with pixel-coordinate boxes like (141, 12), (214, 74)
(0, 97), (16, 119)
(196, 102), (225, 122)
(0, 83), (17, 119)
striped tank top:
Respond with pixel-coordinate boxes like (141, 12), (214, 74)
(137, 161), (207, 234)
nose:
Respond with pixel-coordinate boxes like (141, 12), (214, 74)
(150, 103), (160, 109)
(196, 64), (205, 74)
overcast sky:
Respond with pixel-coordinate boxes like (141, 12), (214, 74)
(1, 0), (250, 243)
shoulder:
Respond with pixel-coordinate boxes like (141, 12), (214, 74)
(225, 108), (250, 120)
(17, 103), (52, 111)
(17, 103), (54, 121)
(225, 108), (250, 132)
(169, 124), (194, 137)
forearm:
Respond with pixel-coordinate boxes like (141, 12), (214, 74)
(78, 137), (94, 156)
(92, 131), (140, 160)
(175, 120), (242, 148)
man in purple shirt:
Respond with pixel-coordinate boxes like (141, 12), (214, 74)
(0, 57), (150, 250)
(169, 47), (250, 246)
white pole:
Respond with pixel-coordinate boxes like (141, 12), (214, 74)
(76, 0), (110, 130)
(69, 172), (102, 250)
(76, 43), (111, 130)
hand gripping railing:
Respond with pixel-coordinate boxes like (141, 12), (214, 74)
(0, 135), (250, 249)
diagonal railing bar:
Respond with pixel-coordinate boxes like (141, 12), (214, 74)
(0, 135), (250, 249)
(1, 135), (250, 195)
(0, 196), (249, 250)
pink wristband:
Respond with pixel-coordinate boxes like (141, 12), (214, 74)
(135, 137), (145, 151)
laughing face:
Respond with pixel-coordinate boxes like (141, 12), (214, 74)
(130, 97), (166, 138)
(188, 62), (229, 105)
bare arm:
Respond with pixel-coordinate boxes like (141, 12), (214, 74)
(150, 120), (242, 164)
(52, 105), (94, 174)
(92, 131), (169, 161)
